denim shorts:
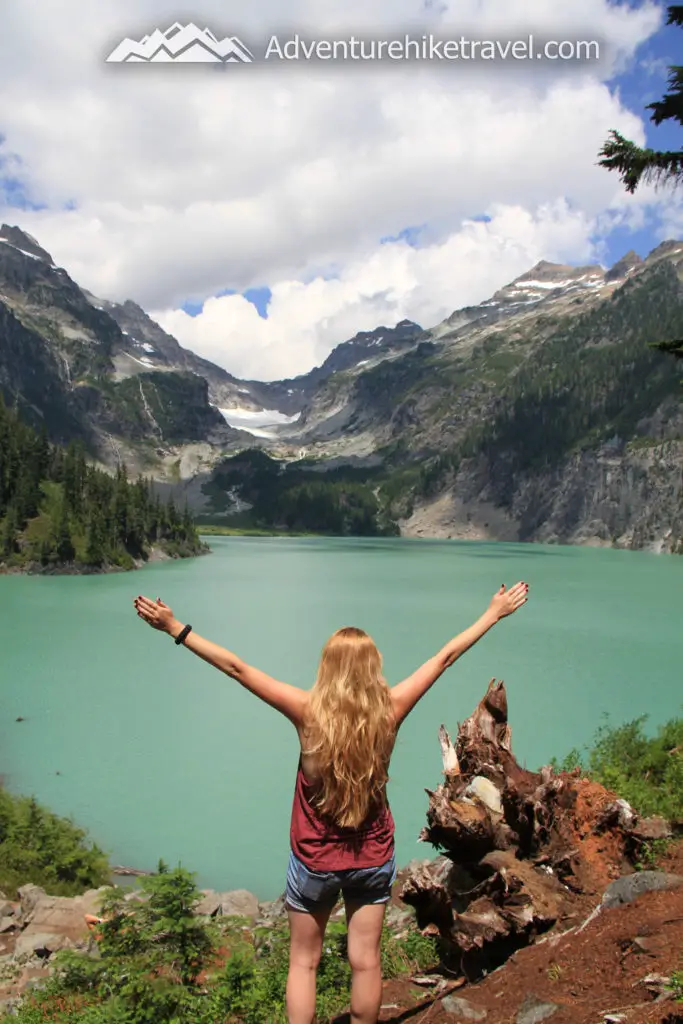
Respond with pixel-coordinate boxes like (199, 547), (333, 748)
(285, 849), (397, 914)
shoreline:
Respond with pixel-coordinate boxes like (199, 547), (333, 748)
(0, 544), (211, 577)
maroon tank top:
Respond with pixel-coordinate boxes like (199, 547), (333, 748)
(290, 761), (395, 871)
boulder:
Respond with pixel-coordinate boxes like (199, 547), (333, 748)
(256, 895), (288, 927)
(14, 931), (73, 959)
(13, 886), (110, 956)
(442, 994), (488, 1019)
(602, 871), (683, 909)
(516, 994), (560, 1024)
(196, 889), (259, 919)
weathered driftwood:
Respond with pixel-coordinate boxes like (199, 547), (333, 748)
(400, 679), (669, 975)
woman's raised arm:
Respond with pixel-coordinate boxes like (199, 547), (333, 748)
(133, 595), (308, 726)
(390, 582), (528, 726)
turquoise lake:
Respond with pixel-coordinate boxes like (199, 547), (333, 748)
(1, 537), (681, 899)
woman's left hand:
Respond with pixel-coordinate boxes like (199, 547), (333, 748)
(134, 595), (176, 633)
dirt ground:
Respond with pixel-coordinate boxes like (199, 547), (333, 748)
(332, 842), (683, 1024)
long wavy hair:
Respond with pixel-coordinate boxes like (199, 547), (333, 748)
(303, 627), (396, 829)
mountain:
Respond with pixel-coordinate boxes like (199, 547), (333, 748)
(207, 240), (683, 549)
(251, 319), (424, 414)
(1, 220), (682, 550)
(0, 223), (250, 474)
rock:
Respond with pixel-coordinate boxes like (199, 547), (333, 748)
(196, 889), (259, 919)
(516, 994), (559, 1024)
(628, 817), (672, 842)
(602, 872), (683, 909)
(401, 858), (435, 875)
(597, 799), (635, 830)
(14, 931), (74, 958)
(0, 902), (14, 919)
(16, 885), (46, 927)
(13, 887), (109, 956)
(641, 973), (673, 1000)
(0, 917), (16, 934)
(385, 905), (413, 931)
(442, 994), (487, 1019)
(195, 891), (222, 917)
(256, 895), (287, 927)
(123, 890), (146, 903)
(465, 777), (503, 816)
(631, 936), (656, 955)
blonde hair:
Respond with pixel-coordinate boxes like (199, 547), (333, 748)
(304, 627), (396, 829)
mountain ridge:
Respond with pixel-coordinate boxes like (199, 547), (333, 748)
(1, 223), (682, 550)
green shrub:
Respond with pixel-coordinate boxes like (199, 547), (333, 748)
(10, 863), (438, 1024)
(551, 714), (683, 821)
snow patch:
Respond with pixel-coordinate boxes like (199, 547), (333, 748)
(141, 343), (155, 353)
(218, 406), (300, 439)
(0, 239), (41, 260)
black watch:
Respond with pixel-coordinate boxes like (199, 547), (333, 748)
(175, 625), (192, 646)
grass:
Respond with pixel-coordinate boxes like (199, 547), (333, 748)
(197, 524), (323, 538)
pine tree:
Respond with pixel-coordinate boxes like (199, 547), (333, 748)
(54, 499), (75, 564)
(1, 507), (19, 559)
(85, 507), (107, 566)
(0, 401), (205, 570)
(599, 12), (683, 363)
(598, 6), (683, 192)
(113, 465), (129, 546)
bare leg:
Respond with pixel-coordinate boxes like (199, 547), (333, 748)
(286, 905), (333, 1024)
(345, 901), (386, 1024)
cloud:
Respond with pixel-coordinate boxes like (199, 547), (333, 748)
(155, 199), (602, 380)
(0, 0), (669, 378)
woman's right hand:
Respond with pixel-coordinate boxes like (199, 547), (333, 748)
(489, 582), (529, 620)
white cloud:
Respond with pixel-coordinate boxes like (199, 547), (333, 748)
(0, 0), (670, 379)
(155, 200), (601, 379)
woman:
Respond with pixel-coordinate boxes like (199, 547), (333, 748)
(133, 580), (528, 1024)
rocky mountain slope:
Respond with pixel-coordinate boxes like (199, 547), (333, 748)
(0, 226), (245, 473)
(1, 222), (682, 550)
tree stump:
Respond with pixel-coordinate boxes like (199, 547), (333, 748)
(400, 679), (671, 976)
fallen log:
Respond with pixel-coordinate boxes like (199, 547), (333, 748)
(400, 679), (669, 977)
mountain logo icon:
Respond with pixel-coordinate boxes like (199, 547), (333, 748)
(106, 23), (254, 63)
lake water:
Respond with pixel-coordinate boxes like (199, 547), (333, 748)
(1, 537), (681, 899)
